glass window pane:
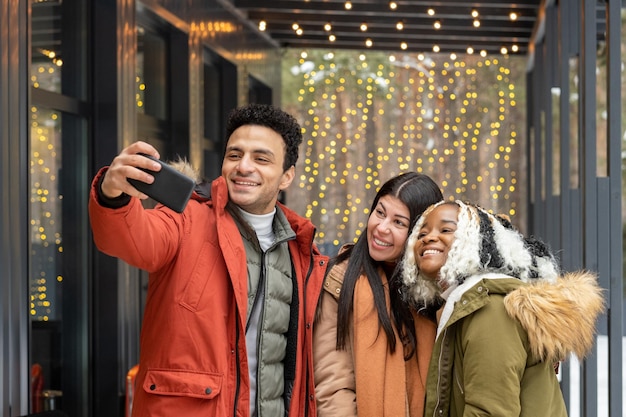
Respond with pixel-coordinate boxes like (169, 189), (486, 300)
(595, 40), (607, 178)
(136, 25), (169, 119)
(29, 0), (90, 414)
(551, 87), (561, 195)
(31, 0), (63, 93)
(31, 0), (88, 99)
(203, 57), (222, 142)
(569, 57), (579, 189)
(29, 106), (90, 415)
(29, 106), (64, 412)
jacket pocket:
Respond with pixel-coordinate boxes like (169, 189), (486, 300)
(143, 368), (222, 399)
(453, 366), (464, 395)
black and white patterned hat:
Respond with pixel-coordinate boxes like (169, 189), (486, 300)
(401, 200), (559, 306)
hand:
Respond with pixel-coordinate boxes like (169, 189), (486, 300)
(100, 141), (162, 199)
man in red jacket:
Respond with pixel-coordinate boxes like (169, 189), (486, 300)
(89, 104), (328, 417)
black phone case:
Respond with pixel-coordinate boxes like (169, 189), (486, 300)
(127, 154), (195, 213)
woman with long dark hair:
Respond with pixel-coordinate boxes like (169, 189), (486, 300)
(313, 172), (443, 417)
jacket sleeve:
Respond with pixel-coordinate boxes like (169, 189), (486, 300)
(313, 280), (357, 417)
(88, 168), (188, 272)
(459, 296), (528, 417)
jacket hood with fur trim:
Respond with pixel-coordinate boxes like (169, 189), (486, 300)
(502, 270), (604, 362)
(168, 159), (212, 200)
(400, 200), (605, 362)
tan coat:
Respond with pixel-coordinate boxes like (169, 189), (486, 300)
(313, 261), (436, 417)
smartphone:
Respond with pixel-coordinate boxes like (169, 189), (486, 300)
(127, 153), (195, 213)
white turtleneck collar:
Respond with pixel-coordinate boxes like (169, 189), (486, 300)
(238, 207), (276, 252)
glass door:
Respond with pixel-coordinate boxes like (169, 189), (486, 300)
(30, 0), (90, 414)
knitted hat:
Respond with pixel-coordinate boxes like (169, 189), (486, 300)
(401, 200), (559, 306)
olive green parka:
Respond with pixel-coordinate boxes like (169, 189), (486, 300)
(424, 272), (604, 417)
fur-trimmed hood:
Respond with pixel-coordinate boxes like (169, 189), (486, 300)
(168, 159), (212, 200)
(502, 270), (604, 362)
(401, 200), (560, 307)
(169, 159), (202, 183)
(439, 271), (605, 362)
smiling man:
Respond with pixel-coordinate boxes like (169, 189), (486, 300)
(222, 123), (294, 214)
(89, 104), (328, 417)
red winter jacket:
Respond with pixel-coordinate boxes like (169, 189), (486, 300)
(89, 168), (328, 417)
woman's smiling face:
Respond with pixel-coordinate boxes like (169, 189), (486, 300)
(414, 203), (460, 281)
(366, 195), (411, 263)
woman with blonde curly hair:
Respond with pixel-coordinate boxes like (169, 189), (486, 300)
(400, 200), (604, 417)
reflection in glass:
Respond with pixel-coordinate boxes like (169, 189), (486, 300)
(551, 87), (561, 195)
(30, 106), (64, 412)
(569, 57), (579, 189)
(595, 40), (608, 178)
(31, 0), (63, 93)
(136, 26), (146, 114)
(30, 109), (63, 321)
(622, 7), (626, 227)
(136, 25), (169, 119)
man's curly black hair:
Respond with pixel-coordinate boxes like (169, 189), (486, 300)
(225, 104), (303, 171)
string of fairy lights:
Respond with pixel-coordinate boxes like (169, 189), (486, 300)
(29, 52), (63, 321)
(29, 108), (62, 320)
(258, 3), (523, 56)
(285, 50), (523, 251)
(28, 37), (524, 317)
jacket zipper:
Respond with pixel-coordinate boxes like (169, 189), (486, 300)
(255, 255), (267, 413)
(245, 248), (268, 415)
(432, 327), (448, 417)
(303, 234), (322, 417)
(233, 304), (241, 417)
(246, 256), (266, 333)
(303, 250), (314, 417)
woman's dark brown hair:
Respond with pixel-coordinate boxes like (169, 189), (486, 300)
(332, 172), (443, 359)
